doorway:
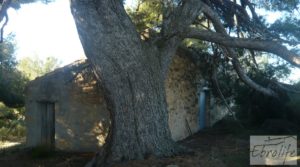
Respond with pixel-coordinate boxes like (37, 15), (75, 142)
(39, 102), (55, 149)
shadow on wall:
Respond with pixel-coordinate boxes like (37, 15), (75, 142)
(26, 60), (111, 152)
(26, 54), (229, 151)
(55, 69), (110, 151)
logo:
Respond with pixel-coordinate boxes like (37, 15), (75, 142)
(250, 136), (297, 165)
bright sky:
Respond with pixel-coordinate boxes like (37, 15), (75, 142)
(4, 0), (300, 82)
(5, 0), (85, 66)
(4, 0), (136, 66)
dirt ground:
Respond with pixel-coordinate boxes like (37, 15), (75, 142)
(0, 129), (299, 167)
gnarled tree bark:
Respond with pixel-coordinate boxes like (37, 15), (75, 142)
(70, 1), (182, 166)
(70, 1), (204, 165)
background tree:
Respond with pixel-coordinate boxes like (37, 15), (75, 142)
(18, 56), (61, 80)
(0, 37), (60, 107)
(126, 0), (162, 33)
(0, 35), (27, 107)
(0, 35), (27, 142)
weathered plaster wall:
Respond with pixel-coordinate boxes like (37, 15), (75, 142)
(26, 60), (110, 151)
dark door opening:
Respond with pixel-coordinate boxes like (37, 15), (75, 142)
(40, 102), (55, 149)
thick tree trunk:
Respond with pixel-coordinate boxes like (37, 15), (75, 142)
(70, 0), (178, 166)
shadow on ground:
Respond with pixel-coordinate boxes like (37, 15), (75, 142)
(1, 121), (299, 167)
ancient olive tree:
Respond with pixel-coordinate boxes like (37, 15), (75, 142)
(68, 0), (300, 166)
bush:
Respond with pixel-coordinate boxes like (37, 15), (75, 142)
(0, 102), (26, 141)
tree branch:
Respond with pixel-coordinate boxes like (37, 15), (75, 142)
(161, 0), (203, 38)
(0, 11), (8, 43)
(0, 0), (11, 21)
(275, 82), (300, 94)
(185, 28), (300, 68)
(0, 0), (11, 43)
(231, 56), (278, 97)
(198, 1), (278, 97)
(159, 0), (204, 76)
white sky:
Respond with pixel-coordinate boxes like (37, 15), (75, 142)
(5, 0), (85, 66)
(3, 0), (300, 82)
(4, 0), (135, 66)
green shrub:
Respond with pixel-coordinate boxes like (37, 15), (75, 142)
(0, 102), (25, 141)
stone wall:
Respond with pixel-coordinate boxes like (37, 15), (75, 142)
(165, 54), (228, 140)
(26, 56), (228, 151)
(165, 54), (201, 141)
(26, 60), (110, 151)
